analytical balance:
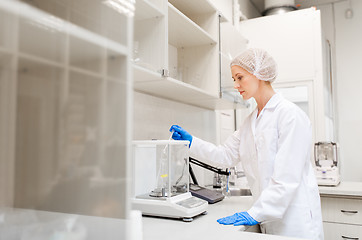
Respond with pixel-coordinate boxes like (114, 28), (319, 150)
(314, 142), (340, 186)
(132, 140), (208, 221)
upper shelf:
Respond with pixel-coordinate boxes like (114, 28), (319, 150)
(133, 64), (162, 83)
(168, 0), (217, 15)
(168, 3), (217, 48)
(135, 0), (164, 21)
(0, 0), (128, 56)
(219, 12), (230, 23)
(133, 65), (245, 110)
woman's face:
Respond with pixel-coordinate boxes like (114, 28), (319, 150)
(231, 65), (260, 100)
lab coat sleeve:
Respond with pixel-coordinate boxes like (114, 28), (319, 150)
(248, 107), (312, 223)
(189, 130), (241, 168)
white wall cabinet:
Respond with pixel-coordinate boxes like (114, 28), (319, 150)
(0, 0), (133, 226)
(239, 8), (332, 142)
(321, 196), (362, 239)
(133, 0), (246, 110)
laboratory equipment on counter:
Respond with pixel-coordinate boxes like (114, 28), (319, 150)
(189, 183), (225, 204)
(189, 157), (227, 204)
(132, 140), (208, 222)
(314, 142), (340, 186)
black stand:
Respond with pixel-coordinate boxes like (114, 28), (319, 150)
(188, 157), (229, 204)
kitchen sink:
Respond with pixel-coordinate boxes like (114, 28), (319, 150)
(229, 188), (252, 196)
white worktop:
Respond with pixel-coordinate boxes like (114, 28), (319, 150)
(0, 207), (129, 239)
(318, 181), (362, 198)
(142, 196), (306, 240)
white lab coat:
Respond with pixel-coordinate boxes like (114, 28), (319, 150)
(190, 94), (324, 240)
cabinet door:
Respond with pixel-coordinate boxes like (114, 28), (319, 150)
(134, 0), (166, 74)
(324, 222), (362, 240)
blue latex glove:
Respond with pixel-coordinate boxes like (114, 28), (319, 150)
(217, 211), (258, 226)
(169, 125), (193, 147)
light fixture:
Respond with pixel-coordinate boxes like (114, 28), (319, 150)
(345, 0), (353, 19)
(102, 0), (135, 17)
(345, 8), (353, 19)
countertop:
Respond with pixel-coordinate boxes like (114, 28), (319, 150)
(142, 196), (306, 240)
(318, 181), (362, 198)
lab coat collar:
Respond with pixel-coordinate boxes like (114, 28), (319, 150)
(252, 93), (282, 118)
(252, 93), (282, 126)
(250, 93), (282, 148)
(263, 93), (283, 110)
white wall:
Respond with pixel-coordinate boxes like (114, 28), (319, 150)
(133, 92), (217, 142)
(210, 0), (233, 22)
(133, 92), (217, 186)
(238, 0), (262, 19)
(317, 0), (362, 181)
(333, 0), (362, 181)
(209, 0), (261, 22)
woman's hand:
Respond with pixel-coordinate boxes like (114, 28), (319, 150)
(217, 211), (259, 226)
(169, 125), (193, 147)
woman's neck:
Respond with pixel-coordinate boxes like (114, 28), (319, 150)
(254, 83), (275, 116)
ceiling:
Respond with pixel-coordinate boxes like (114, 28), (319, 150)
(249, 0), (347, 14)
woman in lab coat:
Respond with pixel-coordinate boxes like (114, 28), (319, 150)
(170, 48), (324, 240)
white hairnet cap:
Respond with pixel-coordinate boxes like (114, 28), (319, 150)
(230, 48), (277, 83)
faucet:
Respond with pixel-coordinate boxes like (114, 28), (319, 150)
(228, 167), (245, 185)
(213, 172), (223, 188)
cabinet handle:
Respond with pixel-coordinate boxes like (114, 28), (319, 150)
(341, 236), (359, 240)
(341, 210), (358, 214)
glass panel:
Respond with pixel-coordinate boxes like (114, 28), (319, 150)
(0, 52), (14, 207)
(219, 21), (247, 105)
(21, 0), (129, 46)
(0, 52), (13, 132)
(275, 86), (309, 117)
(133, 141), (189, 199)
(0, 10), (16, 50)
(102, 81), (129, 207)
(15, 58), (64, 210)
(107, 51), (127, 80)
(18, 16), (66, 63)
(69, 0), (128, 45)
(69, 36), (104, 74)
(0, 0), (133, 235)
(134, 17), (165, 72)
(66, 72), (103, 169)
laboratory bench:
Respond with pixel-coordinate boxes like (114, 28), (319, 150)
(319, 181), (362, 198)
(141, 182), (362, 239)
(142, 196), (306, 240)
(318, 181), (362, 240)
